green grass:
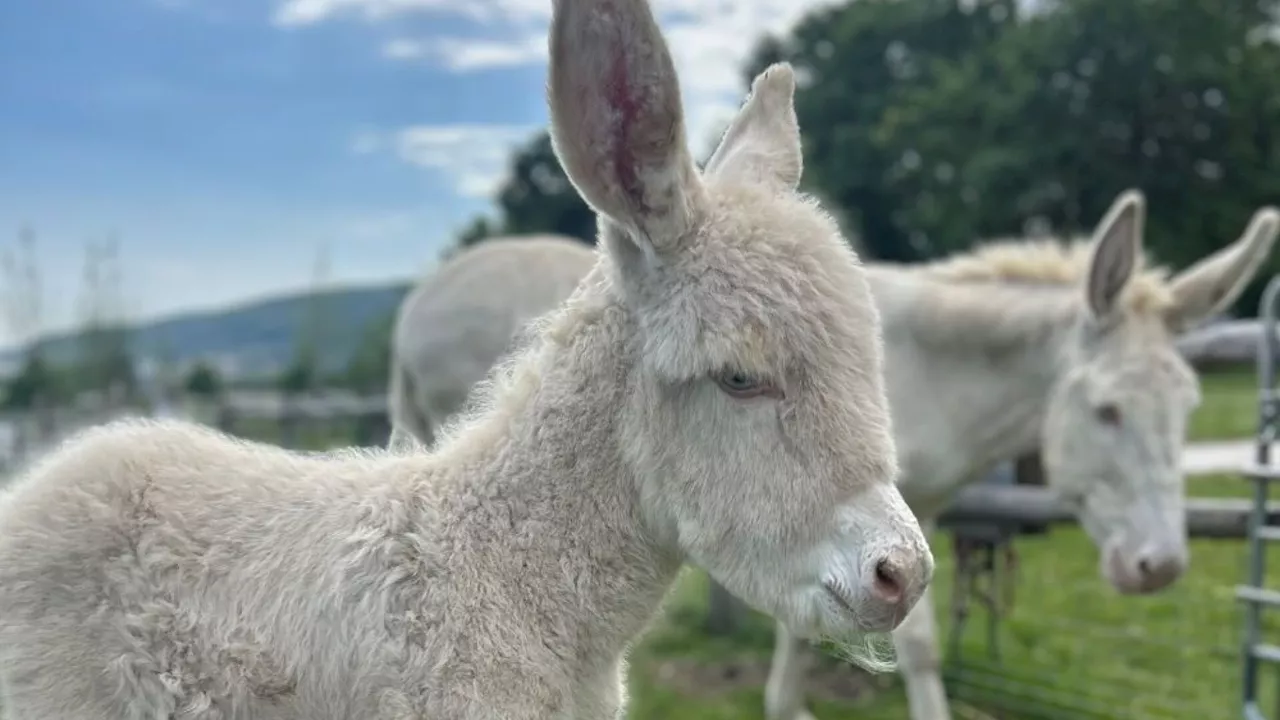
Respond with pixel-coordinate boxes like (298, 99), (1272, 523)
(620, 525), (1280, 720)
(622, 569), (916, 720)
(1191, 367), (1259, 441)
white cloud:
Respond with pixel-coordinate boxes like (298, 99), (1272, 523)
(381, 38), (428, 60)
(282, 0), (846, 163)
(341, 210), (419, 239)
(274, 0), (439, 26)
(367, 124), (536, 198)
(383, 35), (546, 71)
(272, 0), (547, 26)
(349, 127), (383, 155)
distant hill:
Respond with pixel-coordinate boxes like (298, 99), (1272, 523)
(0, 280), (415, 380)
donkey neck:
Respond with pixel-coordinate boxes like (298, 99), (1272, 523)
(867, 266), (1079, 512)
(423, 278), (682, 689)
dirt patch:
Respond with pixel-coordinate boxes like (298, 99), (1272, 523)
(648, 654), (894, 704)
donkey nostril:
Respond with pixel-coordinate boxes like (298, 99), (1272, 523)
(873, 558), (904, 604)
(1132, 552), (1185, 592)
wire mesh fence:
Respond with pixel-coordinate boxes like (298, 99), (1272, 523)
(938, 521), (1269, 720)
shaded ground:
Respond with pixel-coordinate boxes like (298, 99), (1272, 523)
(651, 653), (891, 705)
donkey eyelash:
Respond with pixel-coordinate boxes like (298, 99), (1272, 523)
(711, 367), (783, 399)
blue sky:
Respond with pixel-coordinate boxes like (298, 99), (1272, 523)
(0, 0), (832, 347)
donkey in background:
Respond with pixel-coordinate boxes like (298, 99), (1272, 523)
(0, 0), (934, 717)
(764, 191), (1280, 720)
(389, 234), (597, 451)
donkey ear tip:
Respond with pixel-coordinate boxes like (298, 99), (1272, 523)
(1248, 208), (1280, 249)
(764, 61), (795, 79)
(753, 62), (796, 95)
(1116, 188), (1146, 212)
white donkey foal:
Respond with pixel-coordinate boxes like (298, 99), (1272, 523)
(0, 0), (935, 718)
(764, 191), (1280, 720)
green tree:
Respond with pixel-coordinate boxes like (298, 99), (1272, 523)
(73, 237), (136, 400)
(0, 226), (56, 410)
(281, 243), (329, 396)
(184, 361), (223, 398)
(457, 216), (499, 249)
(451, 132), (596, 254)
(277, 358), (315, 396)
(494, 132), (596, 244)
(343, 312), (395, 393)
(870, 0), (1280, 313)
(3, 351), (55, 410)
(745, 0), (1020, 262)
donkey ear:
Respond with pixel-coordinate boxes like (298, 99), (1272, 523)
(1165, 207), (1280, 332)
(702, 63), (802, 192)
(1083, 189), (1145, 321)
(546, 0), (703, 263)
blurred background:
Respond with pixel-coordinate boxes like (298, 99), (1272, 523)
(3, 0), (1280, 718)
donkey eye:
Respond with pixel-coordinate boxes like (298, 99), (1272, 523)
(714, 369), (774, 399)
(719, 371), (757, 391)
(1095, 403), (1122, 426)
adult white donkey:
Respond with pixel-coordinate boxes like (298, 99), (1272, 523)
(0, 1), (935, 718)
(765, 191), (1280, 720)
(389, 234), (597, 449)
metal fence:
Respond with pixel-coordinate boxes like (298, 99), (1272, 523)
(1237, 274), (1280, 720)
(940, 500), (1248, 720)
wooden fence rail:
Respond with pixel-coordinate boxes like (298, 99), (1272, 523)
(939, 483), (1279, 539)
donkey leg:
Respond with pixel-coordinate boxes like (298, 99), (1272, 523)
(388, 360), (435, 449)
(893, 582), (951, 720)
(764, 621), (818, 720)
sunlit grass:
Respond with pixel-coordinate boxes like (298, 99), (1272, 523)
(1192, 367), (1260, 441)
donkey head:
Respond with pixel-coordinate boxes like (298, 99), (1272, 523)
(546, 0), (933, 638)
(1043, 189), (1280, 594)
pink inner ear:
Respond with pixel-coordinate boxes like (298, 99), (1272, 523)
(604, 41), (644, 212)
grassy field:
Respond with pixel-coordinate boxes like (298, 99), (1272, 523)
(1189, 367), (1259, 442)
(613, 366), (1279, 720)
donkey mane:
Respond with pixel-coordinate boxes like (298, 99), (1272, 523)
(917, 234), (1176, 314)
